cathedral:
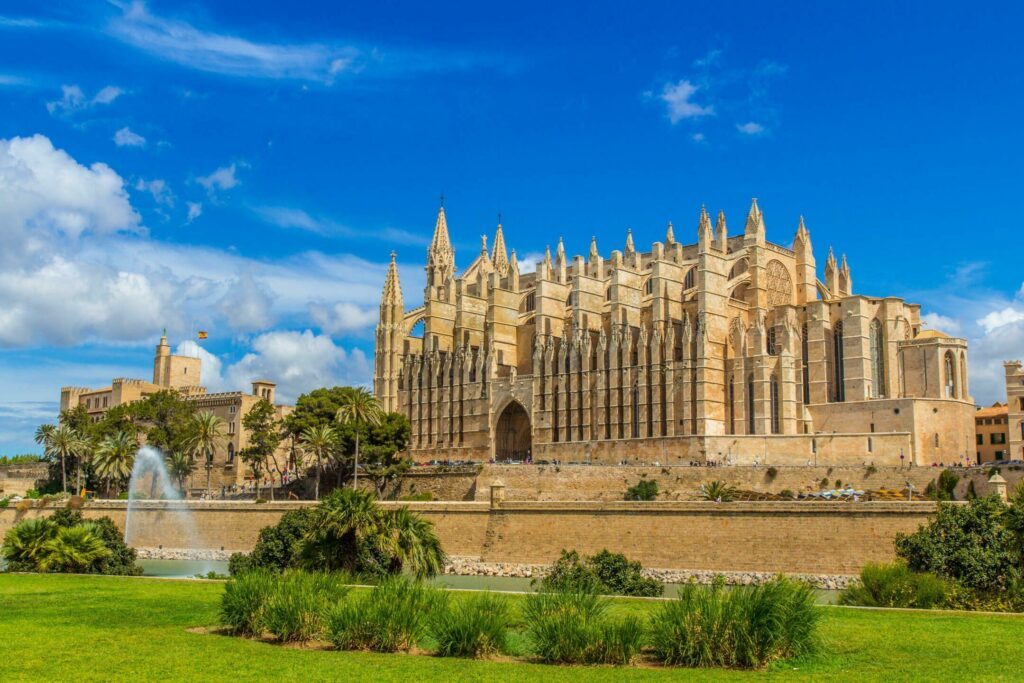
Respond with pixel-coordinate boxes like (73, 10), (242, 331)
(374, 201), (975, 466)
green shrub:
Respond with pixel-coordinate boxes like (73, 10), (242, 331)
(430, 593), (511, 658)
(866, 464), (878, 475)
(523, 588), (643, 665)
(220, 570), (276, 636)
(537, 549), (663, 597)
(699, 480), (736, 502)
(2, 518), (56, 571)
(0, 498), (8, 509)
(38, 524), (110, 573)
(625, 479), (658, 501)
(328, 576), (442, 652)
(839, 562), (949, 609)
(400, 491), (434, 501)
(766, 466), (778, 478)
(1, 512), (139, 575)
(819, 477), (829, 488)
(649, 577), (819, 669)
(228, 552), (257, 576)
(779, 489), (794, 499)
(263, 572), (348, 642)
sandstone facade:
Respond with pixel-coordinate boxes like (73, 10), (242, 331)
(1007, 361), (1024, 462)
(375, 202), (975, 466)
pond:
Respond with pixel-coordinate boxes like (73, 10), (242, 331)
(138, 560), (839, 603)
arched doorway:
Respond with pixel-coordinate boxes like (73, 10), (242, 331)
(495, 401), (531, 463)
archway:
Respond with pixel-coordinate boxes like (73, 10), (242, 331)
(495, 401), (531, 463)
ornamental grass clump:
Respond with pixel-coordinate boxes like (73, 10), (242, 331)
(220, 570), (276, 636)
(839, 562), (949, 609)
(649, 577), (819, 669)
(430, 593), (512, 658)
(523, 589), (644, 665)
(263, 572), (349, 642)
(328, 576), (443, 652)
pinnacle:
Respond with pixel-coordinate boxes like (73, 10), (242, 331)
(624, 228), (635, 254)
(744, 197), (764, 235)
(428, 205), (454, 267)
(665, 221), (675, 245)
(492, 222), (509, 275)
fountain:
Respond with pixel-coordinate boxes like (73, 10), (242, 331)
(125, 446), (213, 574)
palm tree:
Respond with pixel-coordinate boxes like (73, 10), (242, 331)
(166, 451), (197, 497)
(34, 423), (55, 452)
(336, 388), (383, 491)
(300, 424), (338, 500)
(2, 518), (56, 570)
(48, 425), (82, 495)
(383, 506), (446, 578)
(698, 480), (737, 502)
(39, 524), (111, 573)
(184, 411), (226, 494)
(93, 431), (137, 497)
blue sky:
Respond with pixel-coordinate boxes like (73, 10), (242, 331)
(1, 1), (1023, 454)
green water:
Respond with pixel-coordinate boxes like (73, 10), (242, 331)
(138, 560), (839, 603)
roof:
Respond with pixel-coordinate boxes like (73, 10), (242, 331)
(916, 329), (950, 339)
(976, 402), (1007, 419)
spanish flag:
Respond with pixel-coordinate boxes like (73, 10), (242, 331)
(197, 330), (208, 340)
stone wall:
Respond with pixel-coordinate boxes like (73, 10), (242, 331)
(0, 499), (938, 576)
(0, 463), (46, 496)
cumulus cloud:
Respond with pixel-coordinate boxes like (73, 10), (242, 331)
(197, 163), (240, 194)
(217, 273), (276, 332)
(921, 312), (961, 336)
(978, 307), (1024, 334)
(659, 79), (714, 124)
(134, 178), (173, 206)
(175, 340), (226, 391)
(114, 126), (146, 147)
(46, 84), (123, 115)
(226, 330), (371, 402)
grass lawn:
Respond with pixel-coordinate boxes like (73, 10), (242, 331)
(0, 574), (1021, 682)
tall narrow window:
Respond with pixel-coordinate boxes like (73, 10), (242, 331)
(684, 267), (695, 290)
(747, 373), (756, 434)
(767, 327), (777, 355)
(833, 321), (845, 402)
(631, 385), (640, 438)
(944, 351), (957, 399)
(870, 319), (885, 398)
(770, 375), (781, 434)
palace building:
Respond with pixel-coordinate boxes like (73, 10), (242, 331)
(374, 201), (975, 466)
(60, 334), (293, 491)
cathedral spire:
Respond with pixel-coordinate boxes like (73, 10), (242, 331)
(624, 228), (635, 256)
(544, 244), (553, 269)
(744, 198), (765, 237)
(589, 235), (599, 261)
(428, 204), (454, 268)
(715, 209), (728, 251)
(381, 251), (403, 308)
(697, 205), (713, 248)
(665, 220), (675, 245)
(492, 220), (509, 275)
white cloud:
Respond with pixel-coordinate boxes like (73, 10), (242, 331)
(107, 1), (362, 82)
(692, 132), (706, 143)
(736, 121), (765, 135)
(217, 273), (275, 332)
(134, 178), (173, 206)
(175, 340), (225, 391)
(659, 79), (713, 124)
(226, 330), (371, 403)
(46, 84), (123, 115)
(309, 302), (378, 335)
(921, 312), (961, 336)
(255, 205), (322, 233)
(114, 126), (146, 147)
(197, 163), (240, 194)
(514, 251), (545, 274)
(977, 307), (1024, 334)
(186, 201), (202, 223)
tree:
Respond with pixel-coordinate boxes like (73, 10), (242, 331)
(361, 413), (412, 498)
(166, 451), (197, 496)
(625, 479), (659, 501)
(184, 411), (227, 494)
(129, 390), (196, 454)
(47, 424), (84, 495)
(241, 400), (283, 499)
(300, 424), (339, 500)
(335, 388), (383, 491)
(93, 431), (137, 497)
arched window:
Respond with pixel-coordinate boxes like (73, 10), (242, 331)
(227, 442), (235, 463)
(566, 292), (575, 307)
(960, 351), (967, 399)
(770, 375), (781, 434)
(747, 373), (756, 434)
(944, 351), (957, 399)
(870, 319), (885, 398)
(644, 279), (653, 295)
(684, 267), (695, 290)
(631, 384), (640, 438)
(767, 327), (777, 355)
(606, 287), (612, 301)
(801, 323), (810, 404)
(833, 321), (845, 402)
(523, 292), (536, 312)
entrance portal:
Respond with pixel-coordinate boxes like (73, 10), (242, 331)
(495, 401), (531, 463)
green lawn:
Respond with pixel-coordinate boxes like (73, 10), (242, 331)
(0, 574), (1020, 682)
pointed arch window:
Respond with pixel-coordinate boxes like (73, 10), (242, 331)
(644, 279), (654, 295)
(944, 351), (957, 399)
(870, 319), (886, 398)
(747, 373), (756, 434)
(833, 321), (845, 402)
(801, 323), (810, 404)
(770, 375), (781, 434)
(684, 268), (696, 290)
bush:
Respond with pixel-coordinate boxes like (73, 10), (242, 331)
(625, 479), (658, 501)
(263, 572), (349, 642)
(1, 512), (139, 575)
(779, 489), (794, 499)
(649, 577), (819, 669)
(538, 549), (663, 597)
(430, 593), (511, 658)
(839, 562), (949, 609)
(38, 524), (110, 573)
(819, 477), (829, 488)
(220, 570), (276, 636)
(2, 518), (56, 571)
(699, 480), (736, 502)
(523, 589), (642, 665)
(866, 464), (878, 475)
(328, 576), (442, 652)
(400, 491), (434, 501)
(766, 466), (778, 478)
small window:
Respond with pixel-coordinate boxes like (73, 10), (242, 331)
(934, 433), (939, 448)
(644, 279), (653, 295)
(229, 405), (237, 413)
(867, 437), (873, 453)
(684, 267), (695, 290)
(767, 327), (778, 355)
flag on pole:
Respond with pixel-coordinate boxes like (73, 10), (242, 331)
(197, 331), (208, 340)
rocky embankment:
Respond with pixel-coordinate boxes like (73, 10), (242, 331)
(135, 547), (233, 561)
